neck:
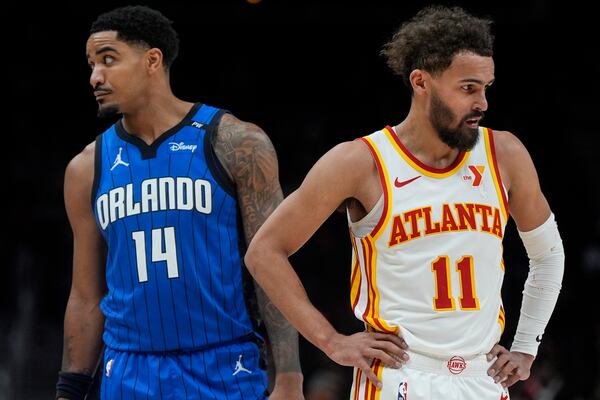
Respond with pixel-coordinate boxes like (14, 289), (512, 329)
(120, 88), (194, 144)
(393, 105), (462, 170)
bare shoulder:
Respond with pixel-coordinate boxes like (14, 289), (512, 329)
(217, 113), (268, 140)
(300, 139), (379, 206)
(65, 141), (96, 186)
(490, 130), (550, 229)
(490, 129), (529, 159)
(63, 140), (97, 223)
(319, 139), (376, 174)
(214, 113), (276, 174)
(490, 129), (536, 191)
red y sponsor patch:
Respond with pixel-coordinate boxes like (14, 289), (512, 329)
(466, 165), (485, 186)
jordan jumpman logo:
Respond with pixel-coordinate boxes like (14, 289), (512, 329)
(232, 354), (252, 376)
(111, 147), (129, 171)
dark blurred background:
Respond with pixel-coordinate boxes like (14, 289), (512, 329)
(5, 0), (600, 399)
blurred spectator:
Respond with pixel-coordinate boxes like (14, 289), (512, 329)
(581, 218), (600, 277)
(305, 368), (346, 400)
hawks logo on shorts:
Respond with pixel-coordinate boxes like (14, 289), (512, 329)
(447, 356), (467, 374)
(397, 381), (408, 400)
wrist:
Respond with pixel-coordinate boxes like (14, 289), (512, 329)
(56, 371), (94, 400)
(274, 371), (304, 390)
(510, 336), (541, 358)
(513, 351), (536, 365)
(321, 331), (343, 359)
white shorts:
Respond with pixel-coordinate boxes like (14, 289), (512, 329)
(349, 350), (510, 400)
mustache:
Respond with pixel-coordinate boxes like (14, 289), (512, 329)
(94, 84), (111, 92)
(463, 111), (485, 121)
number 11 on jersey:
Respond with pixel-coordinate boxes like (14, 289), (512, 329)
(132, 227), (179, 283)
(431, 255), (480, 311)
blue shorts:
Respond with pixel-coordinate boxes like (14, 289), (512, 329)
(101, 340), (268, 399)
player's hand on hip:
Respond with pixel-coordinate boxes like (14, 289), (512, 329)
(486, 344), (535, 388)
(326, 331), (409, 388)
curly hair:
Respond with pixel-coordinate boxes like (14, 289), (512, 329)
(381, 6), (494, 89)
(90, 5), (179, 69)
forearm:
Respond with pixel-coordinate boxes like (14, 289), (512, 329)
(254, 283), (302, 372)
(511, 213), (564, 356)
(246, 250), (339, 356)
(61, 295), (105, 374)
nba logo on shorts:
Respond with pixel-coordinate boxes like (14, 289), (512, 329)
(397, 381), (408, 400)
(105, 358), (114, 378)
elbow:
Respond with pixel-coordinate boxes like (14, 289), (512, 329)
(245, 235), (286, 281)
(245, 231), (290, 281)
(244, 238), (266, 278)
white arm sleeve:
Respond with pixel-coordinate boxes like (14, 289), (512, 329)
(510, 213), (564, 357)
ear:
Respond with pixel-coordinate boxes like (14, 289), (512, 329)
(409, 69), (428, 94)
(145, 48), (164, 74)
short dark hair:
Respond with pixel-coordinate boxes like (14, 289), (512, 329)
(381, 6), (494, 89)
(90, 5), (179, 68)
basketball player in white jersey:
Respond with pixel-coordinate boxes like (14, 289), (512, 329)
(244, 5), (564, 400)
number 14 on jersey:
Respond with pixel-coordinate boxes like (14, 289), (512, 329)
(132, 227), (179, 283)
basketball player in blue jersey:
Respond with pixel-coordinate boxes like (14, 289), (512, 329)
(245, 6), (564, 400)
(56, 5), (303, 400)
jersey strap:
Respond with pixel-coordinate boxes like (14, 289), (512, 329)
(189, 103), (228, 127)
(189, 104), (236, 197)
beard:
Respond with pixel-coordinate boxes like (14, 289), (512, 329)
(430, 90), (483, 151)
(97, 103), (120, 119)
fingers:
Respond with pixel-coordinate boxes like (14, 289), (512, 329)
(367, 332), (410, 366)
(371, 332), (409, 350)
(495, 366), (529, 389)
(487, 351), (531, 389)
(370, 340), (409, 362)
(504, 372), (522, 388)
(366, 348), (402, 369)
(486, 343), (508, 361)
(490, 359), (516, 384)
(328, 332), (409, 374)
(487, 348), (510, 377)
(358, 363), (382, 389)
(487, 351), (511, 383)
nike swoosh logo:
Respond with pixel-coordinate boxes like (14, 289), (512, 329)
(394, 176), (421, 188)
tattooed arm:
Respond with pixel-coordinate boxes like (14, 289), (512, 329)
(214, 113), (304, 398)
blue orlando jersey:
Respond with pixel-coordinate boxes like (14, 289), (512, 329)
(92, 103), (255, 352)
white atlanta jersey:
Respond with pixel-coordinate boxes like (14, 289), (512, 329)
(349, 125), (509, 360)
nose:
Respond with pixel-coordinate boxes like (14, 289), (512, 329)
(90, 65), (104, 88)
(474, 91), (488, 112)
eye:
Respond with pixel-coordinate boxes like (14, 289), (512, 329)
(462, 85), (473, 92)
(104, 55), (115, 65)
